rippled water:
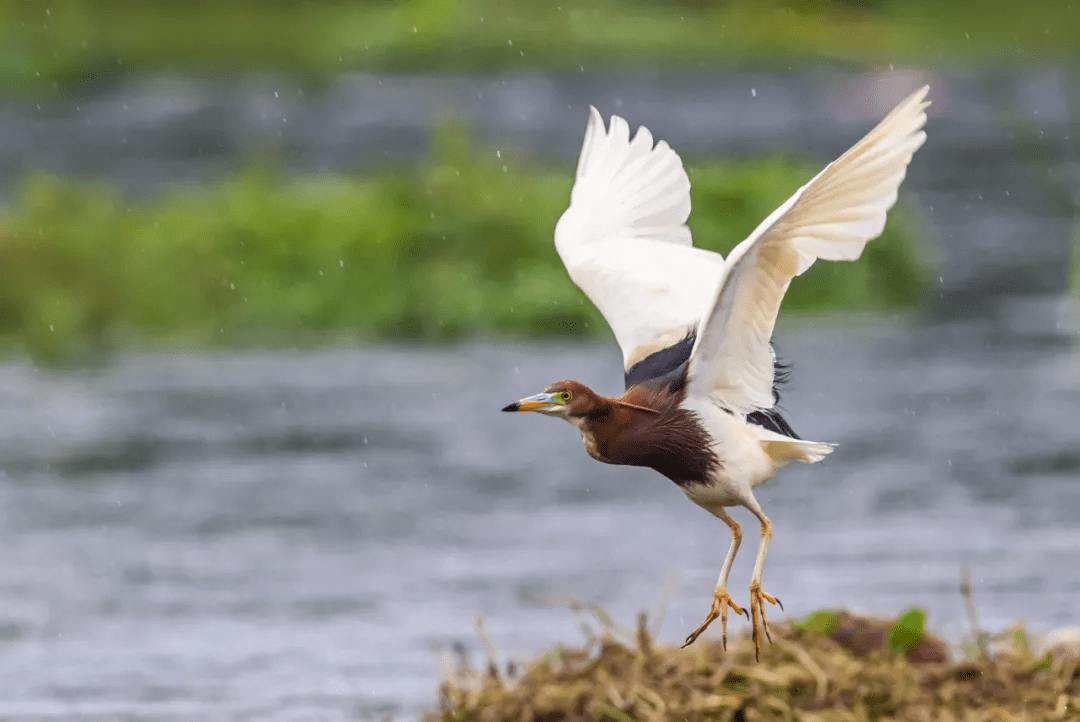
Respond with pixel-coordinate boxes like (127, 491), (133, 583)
(1, 316), (1078, 719)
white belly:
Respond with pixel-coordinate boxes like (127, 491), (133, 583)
(677, 395), (781, 510)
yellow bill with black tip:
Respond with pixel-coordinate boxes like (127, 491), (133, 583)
(501, 392), (556, 412)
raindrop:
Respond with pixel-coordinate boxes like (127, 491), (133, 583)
(49, 324), (54, 331)
(496, 150), (501, 158)
(340, 260), (344, 267)
(274, 91), (279, 98)
(751, 87), (756, 97)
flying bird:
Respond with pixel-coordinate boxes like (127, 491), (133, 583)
(502, 86), (930, 657)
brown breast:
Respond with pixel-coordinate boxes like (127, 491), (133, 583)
(583, 383), (719, 486)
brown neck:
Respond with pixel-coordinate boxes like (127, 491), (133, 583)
(579, 383), (718, 485)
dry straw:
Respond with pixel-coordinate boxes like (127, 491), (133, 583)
(427, 605), (1079, 722)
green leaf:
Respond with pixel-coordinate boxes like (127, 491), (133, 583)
(596, 704), (635, 722)
(794, 610), (840, 636)
(889, 608), (927, 654)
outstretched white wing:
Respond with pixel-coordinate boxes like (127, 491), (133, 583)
(554, 107), (724, 370)
(687, 86), (931, 414)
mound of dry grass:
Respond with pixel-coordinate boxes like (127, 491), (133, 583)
(427, 609), (1079, 722)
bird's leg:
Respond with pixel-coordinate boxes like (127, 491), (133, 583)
(746, 500), (782, 661)
(682, 506), (746, 649)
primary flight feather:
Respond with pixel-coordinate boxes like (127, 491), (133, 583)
(505, 85), (930, 656)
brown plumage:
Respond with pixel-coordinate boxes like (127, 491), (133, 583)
(543, 379), (720, 486)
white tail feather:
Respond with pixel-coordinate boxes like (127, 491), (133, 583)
(761, 437), (836, 466)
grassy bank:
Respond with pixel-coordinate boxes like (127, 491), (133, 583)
(430, 609), (1079, 721)
(0, 129), (924, 362)
(3, 0), (1079, 93)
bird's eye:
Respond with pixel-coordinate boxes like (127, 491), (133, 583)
(559, 391), (572, 402)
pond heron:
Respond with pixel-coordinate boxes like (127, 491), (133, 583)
(503, 86), (930, 657)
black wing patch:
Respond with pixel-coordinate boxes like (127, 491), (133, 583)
(747, 407), (800, 439)
(747, 358), (799, 438)
(624, 331), (695, 390)
(626, 335), (800, 439)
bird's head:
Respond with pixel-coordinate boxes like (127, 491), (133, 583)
(501, 380), (598, 421)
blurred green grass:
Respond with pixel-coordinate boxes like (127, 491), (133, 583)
(0, 126), (925, 362)
(3, 0), (1078, 92)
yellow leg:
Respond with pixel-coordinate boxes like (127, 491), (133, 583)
(682, 506), (747, 649)
(746, 503), (783, 661)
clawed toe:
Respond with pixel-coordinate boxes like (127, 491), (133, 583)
(749, 586), (782, 661)
(683, 590), (745, 650)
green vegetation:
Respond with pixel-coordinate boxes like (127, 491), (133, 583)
(888, 607), (927, 654)
(0, 127), (925, 362)
(3, 0), (1079, 93)
(791, 609), (840, 636)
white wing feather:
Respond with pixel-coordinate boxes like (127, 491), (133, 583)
(554, 107), (723, 370)
(687, 85), (931, 414)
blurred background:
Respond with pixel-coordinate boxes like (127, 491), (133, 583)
(0, 0), (1078, 719)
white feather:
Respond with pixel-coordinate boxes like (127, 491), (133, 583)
(687, 85), (931, 415)
(554, 106), (722, 369)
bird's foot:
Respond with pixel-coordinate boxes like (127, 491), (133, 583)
(749, 584), (783, 661)
(681, 588), (747, 649)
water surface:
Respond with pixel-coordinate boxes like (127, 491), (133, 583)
(1, 319), (1078, 720)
